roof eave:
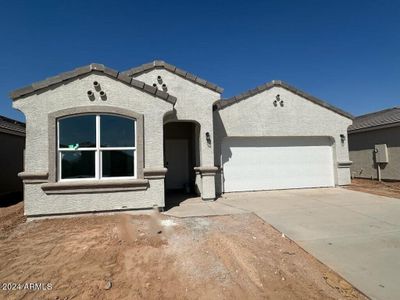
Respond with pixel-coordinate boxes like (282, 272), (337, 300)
(348, 121), (400, 134)
(0, 127), (26, 137)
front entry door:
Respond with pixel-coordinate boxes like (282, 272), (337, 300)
(165, 139), (189, 190)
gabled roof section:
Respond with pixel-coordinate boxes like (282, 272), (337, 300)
(0, 115), (25, 136)
(213, 80), (353, 119)
(10, 63), (177, 105)
(121, 60), (224, 94)
(348, 107), (400, 133)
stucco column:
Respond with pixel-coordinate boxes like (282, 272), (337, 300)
(194, 168), (202, 195)
(335, 133), (352, 185)
(194, 166), (218, 200)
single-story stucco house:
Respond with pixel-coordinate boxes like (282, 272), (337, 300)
(349, 107), (400, 181)
(10, 60), (353, 218)
(0, 115), (25, 198)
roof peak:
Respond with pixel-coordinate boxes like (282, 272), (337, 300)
(121, 60), (224, 94)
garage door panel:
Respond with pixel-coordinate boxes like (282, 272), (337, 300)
(222, 137), (334, 192)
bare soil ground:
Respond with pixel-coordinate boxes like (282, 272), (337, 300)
(0, 204), (366, 299)
(0, 201), (25, 239)
(346, 178), (400, 199)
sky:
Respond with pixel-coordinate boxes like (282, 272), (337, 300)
(0, 0), (399, 122)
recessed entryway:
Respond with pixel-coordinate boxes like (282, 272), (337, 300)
(163, 121), (200, 209)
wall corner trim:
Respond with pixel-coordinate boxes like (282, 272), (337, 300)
(337, 161), (353, 168)
(143, 168), (168, 179)
(194, 166), (219, 176)
(19, 171), (49, 183)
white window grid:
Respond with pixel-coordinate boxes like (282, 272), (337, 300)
(57, 114), (137, 181)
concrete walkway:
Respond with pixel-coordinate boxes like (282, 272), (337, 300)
(164, 188), (400, 300)
(165, 195), (247, 217)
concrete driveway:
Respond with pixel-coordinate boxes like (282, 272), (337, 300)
(166, 188), (400, 300)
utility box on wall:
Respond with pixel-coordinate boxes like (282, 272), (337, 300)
(375, 144), (389, 163)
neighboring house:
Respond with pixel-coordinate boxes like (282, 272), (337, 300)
(0, 115), (25, 196)
(10, 60), (353, 218)
(348, 107), (400, 181)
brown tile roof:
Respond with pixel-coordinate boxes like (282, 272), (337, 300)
(0, 115), (25, 136)
(348, 107), (400, 133)
(9, 63), (177, 105)
(213, 80), (353, 119)
(121, 60), (224, 94)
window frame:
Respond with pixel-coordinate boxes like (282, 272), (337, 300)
(57, 113), (137, 182)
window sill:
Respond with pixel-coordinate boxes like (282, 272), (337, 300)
(41, 179), (149, 194)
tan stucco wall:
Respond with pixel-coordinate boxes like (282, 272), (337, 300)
(0, 132), (25, 194)
(214, 86), (352, 194)
(23, 179), (165, 216)
(349, 126), (400, 180)
(13, 67), (353, 216)
(13, 73), (173, 216)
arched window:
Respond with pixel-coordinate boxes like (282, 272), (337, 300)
(57, 114), (136, 180)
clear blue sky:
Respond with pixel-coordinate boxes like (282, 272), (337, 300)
(0, 0), (399, 122)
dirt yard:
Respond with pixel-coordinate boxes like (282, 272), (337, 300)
(346, 178), (400, 199)
(0, 201), (25, 239)
(0, 204), (366, 300)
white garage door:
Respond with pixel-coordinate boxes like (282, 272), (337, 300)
(222, 137), (334, 192)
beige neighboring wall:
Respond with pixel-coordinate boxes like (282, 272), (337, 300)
(349, 126), (400, 180)
(13, 73), (173, 216)
(214, 86), (352, 194)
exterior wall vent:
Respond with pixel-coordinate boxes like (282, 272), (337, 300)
(93, 81), (101, 91)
